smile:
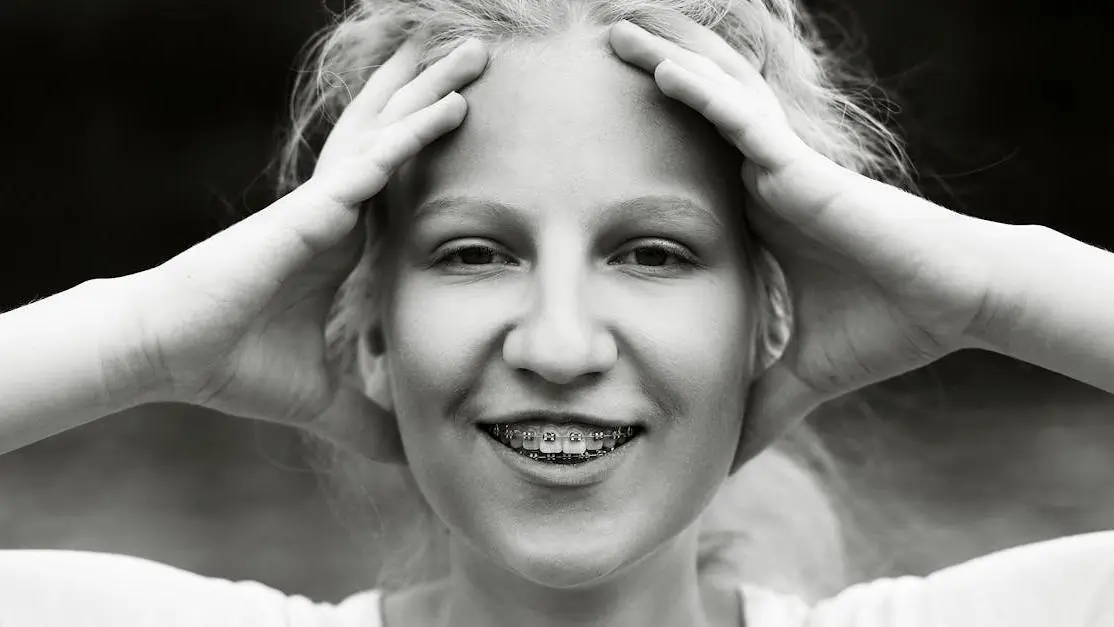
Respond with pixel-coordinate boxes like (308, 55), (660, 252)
(483, 424), (640, 465)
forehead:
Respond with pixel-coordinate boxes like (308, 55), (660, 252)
(393, 27), (742, 218)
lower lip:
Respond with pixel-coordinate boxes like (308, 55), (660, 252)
(481, 430), (640, 488)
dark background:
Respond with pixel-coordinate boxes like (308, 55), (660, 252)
(1, 0), (1112, 603)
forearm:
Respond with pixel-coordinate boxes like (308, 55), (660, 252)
(974, 224), (1114, 395)
(0, 277), (154, 454)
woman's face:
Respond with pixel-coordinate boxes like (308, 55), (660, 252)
(377, 28), (755, 587)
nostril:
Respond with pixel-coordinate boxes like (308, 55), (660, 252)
(502, 319), (618, 385)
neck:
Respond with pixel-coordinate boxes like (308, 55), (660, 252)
(433, 524), (733, 627)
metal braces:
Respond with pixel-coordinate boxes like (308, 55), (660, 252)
(490, 424), (636, 440)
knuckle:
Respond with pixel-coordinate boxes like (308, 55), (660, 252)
(356, 149), (395, 189)
(391, 124), (426, 155)
(704, 89), (740, 123)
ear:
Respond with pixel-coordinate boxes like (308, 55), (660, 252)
(730, 249), (795, 475)
(754, 248), (792, 373)
(306, 325), (406, 465)
(338, 324), (406, 466)
(357, 324), (395, 412)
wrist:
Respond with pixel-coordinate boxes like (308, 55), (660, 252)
(86, 272), (175, 410)
(964, 223), (1114, 392)
(0, 274), (172, 453)
(964, 222), (1059, 354)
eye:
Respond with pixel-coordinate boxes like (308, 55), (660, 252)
(431, 241), (518, 269)
(609, 240), (700, 271)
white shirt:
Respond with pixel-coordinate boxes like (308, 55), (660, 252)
(2, 531), (1112, 626)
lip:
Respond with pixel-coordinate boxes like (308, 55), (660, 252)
(481, 428), (639, 488)
(479, 409), (643, 430)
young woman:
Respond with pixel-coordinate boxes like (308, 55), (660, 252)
(2, 0), (1112, 625)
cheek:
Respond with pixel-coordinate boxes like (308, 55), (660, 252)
(622, 279), (752, 405)
(383, 280), (496, 535)
(387, 279), (510, 408)
(626, 279), (753, 478)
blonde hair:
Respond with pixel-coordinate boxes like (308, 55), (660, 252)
(279, 0), (911, 603)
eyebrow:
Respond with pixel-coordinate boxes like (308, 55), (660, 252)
(413, 195), (525, 228)
(413, 194), (725, 233)
(601, 195), (725, 234)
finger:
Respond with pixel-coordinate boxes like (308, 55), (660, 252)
(612, 19), (768, 100)
(610, 20), (810, 171)
(173, 93), (467, 288)
(609, 20), (730, 85)
(654, 58), (810, 171)
(379, 38), (488, 124)
(664, 16), (768, 87)
(333, 39), (423, 133)
(319, 90), (468, 207)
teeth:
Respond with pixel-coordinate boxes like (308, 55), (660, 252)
(563, 430), (586, 454)
(603, 432), (616, 450)
(486, 423), (639, 463)
(540, 431), (561, 454)
(523, 431), (540, 451)
(586, 431), (603, 451)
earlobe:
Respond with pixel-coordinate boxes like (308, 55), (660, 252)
(357, 325), (395, 412)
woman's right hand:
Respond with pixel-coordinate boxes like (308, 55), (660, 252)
(110, 38), (489, 459)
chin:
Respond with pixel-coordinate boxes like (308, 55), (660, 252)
(496, 527), (644, 589)
(507, 550), (626, 589)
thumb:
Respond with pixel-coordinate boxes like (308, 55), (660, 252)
(730, 360), (822, 473)
(306, 383), (407, 465)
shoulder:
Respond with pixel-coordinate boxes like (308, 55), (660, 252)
(0, 549), (383, 627)
(741, 531), (1114, 627)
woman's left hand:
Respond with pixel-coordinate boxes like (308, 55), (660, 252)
(609, 19), (1012, 469)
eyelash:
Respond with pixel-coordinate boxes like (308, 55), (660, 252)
(609, 241), (700, 271)
(431, 240), (701, 272)
(431, 243), (517, 269)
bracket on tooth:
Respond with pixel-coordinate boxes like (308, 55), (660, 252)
(489, 424), (637, 443)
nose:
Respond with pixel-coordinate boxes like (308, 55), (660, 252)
(502, 258), (618, 385)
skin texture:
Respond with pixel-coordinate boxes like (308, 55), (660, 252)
(362, 26), (754, 627)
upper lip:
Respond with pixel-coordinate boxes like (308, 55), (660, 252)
(479, 410), (641, 429)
